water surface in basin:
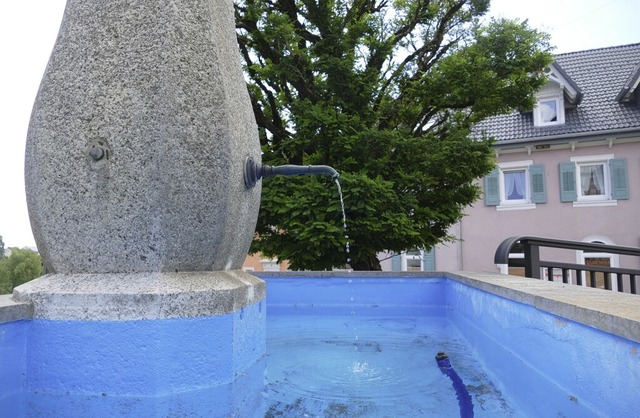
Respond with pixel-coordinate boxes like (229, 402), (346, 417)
(262, 313), (523, 417)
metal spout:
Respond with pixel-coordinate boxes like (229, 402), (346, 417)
(244, 156), (339, 188)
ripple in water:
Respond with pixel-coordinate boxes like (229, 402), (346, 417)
(262, 315), (521, 417)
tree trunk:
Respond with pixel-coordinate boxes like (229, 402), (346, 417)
(350, 253), (382, 271)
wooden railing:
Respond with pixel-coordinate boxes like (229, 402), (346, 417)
(494, 236), (640, 295)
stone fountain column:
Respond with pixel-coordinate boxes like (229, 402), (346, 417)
(14, 0), (265, 415)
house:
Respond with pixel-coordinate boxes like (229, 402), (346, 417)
(383, 43), (640, 281)
(242, 253), (290, 272)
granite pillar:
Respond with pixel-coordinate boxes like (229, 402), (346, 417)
(17, 0), (265, 415)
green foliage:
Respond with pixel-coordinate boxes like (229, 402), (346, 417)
(0, 235), (4, 259)
(0, 248), (43, 294)
(236, 0), (553, 270)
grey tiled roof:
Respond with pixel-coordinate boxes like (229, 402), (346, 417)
(473, 43), (640, 143)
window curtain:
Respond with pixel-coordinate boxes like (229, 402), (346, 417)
(505, 171), (525, 200)
(540, 100), (557, 122)
(580, 165), (604, 195)
(592, 165), (605, 194)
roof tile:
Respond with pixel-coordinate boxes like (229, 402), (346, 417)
(473, 43), (640, 142)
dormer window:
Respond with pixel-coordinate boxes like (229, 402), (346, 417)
(616, 64), (640, 105)
(534, 96), (564, 126)
(533, 62), (582, 128)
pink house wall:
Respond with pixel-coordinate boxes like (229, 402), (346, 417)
(441, 138), (640, 273)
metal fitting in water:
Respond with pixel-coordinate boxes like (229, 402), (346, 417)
(436, 351), (451, 369)
(435, 351), (474, 417)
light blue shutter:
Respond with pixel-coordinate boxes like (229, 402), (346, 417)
(422, 249), (435, 271)
(484, 168), (500, 206)
(391, 253), (402, 271)
(559, 162), (577, 202)
(529, 164), (547, 203)
(609, 158), (629, 200)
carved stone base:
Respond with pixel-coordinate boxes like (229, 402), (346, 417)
(13, 271), (266, 416)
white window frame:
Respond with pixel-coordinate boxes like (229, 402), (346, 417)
(401, 249), (424, 271)
(576, 235), (619, 291)
(534, 95), (565, 127)
(496, 160), (536, 211)
(260, 258), (281, 272)
(498, 252), (525, 275)
(571, 154), (616, 206)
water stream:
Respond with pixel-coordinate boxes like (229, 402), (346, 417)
(334, 178), (351, 268)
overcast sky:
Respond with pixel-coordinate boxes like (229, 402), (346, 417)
(1, 0), (639, 249)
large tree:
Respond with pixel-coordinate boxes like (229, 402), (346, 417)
(235, 0), (553, 270)
(0, 248), (43, 294)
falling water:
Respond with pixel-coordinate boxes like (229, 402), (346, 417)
(334, 178), (351, 268)
(335, 179), (363, 374)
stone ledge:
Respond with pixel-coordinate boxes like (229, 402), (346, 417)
(0, 294), (33, 323)
(13, 271), (265, 321)
(447, 271), (640, 343)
